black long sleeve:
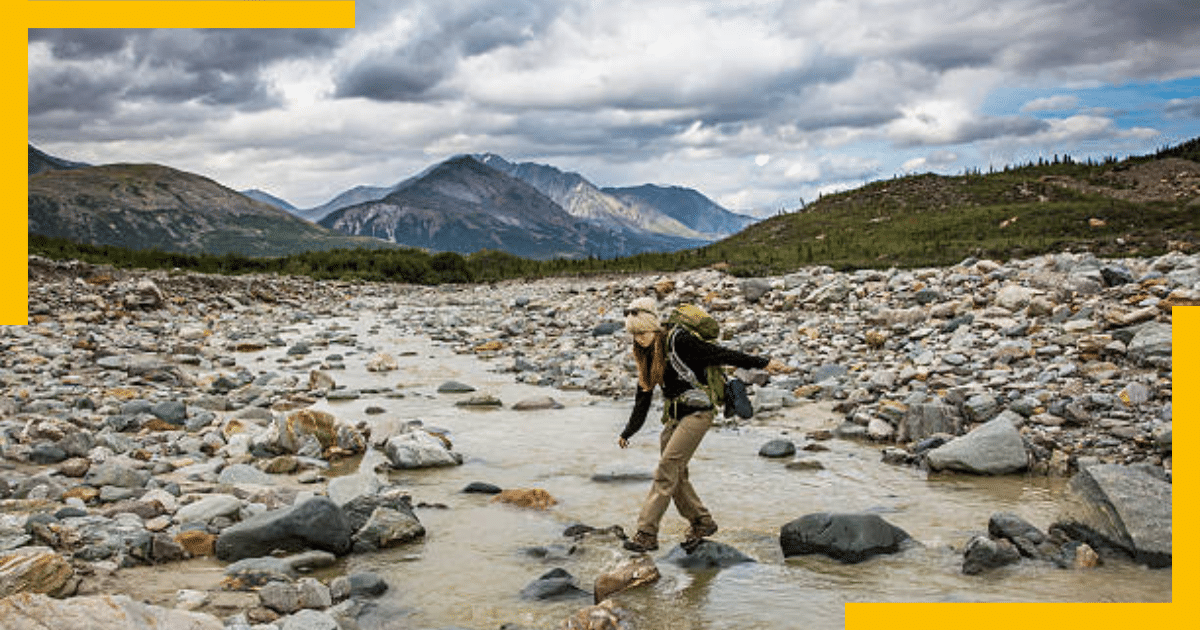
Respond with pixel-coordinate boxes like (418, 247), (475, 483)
(621, 388), (655, 440)
(620, 329), (769, 439)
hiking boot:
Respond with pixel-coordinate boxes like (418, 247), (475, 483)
(689, 516), (718, 540)
(623, 530), (658, 553)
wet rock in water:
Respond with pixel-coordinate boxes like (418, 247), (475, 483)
(462, 481), (503, 494)
(563, 524), (626, 541)
(758, 439), (796, 458)
(0, 593), (223, 630)
(223, 551), (338, 589)
(277, 409), (340, 454)
(962, 534), (1021, 575)
(590, 471), (653, 483)
(346, 572), (389, 598)
(455, 394), (503, 408)
(925, 416), (1029, 475)
(0, 546), (75, 597)
(512, 396), (565, 411)
(437, 381), (476, 394)
(1053, 464), (1171, 568)
(593, 555), (660, 604)
(780, 512), (913, 564)
(384, 430), (463, 469)
(215, 496), (352, 562)
(664, 540), (755, 569)
(365, 353), (398, 372)
(492, 488), (557, 510)
(560, 599), (635, 630)
(520, 567), (590, 601)
(351, 506), (426, 552)
(987, 512), (1049, 558)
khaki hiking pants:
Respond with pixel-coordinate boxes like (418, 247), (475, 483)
(635, 409), (714, 536)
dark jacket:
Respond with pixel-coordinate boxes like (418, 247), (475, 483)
(620, 328), (768, 440)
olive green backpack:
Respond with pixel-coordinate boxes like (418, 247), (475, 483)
(665, 304), (726, 409)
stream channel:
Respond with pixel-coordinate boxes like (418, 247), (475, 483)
(136, 309), (1172, 629)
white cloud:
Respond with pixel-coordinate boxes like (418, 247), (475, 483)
(1021, 95), (1080, 112)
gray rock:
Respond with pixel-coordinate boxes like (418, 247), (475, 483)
(0, 593), (223, 630)
(926, 416), (1028, 475)
(1055, 464), (1171, 567)
(962, 534), (1021, 575)
(347, 572), (388, 598)
(663, 540), (755, 569)
(780, 512), (912, 563)
(351, 507), (426, 552)
(519, 567), (589, 601)
(383, 431), (462, 469)
(436, 381), (476, 394)
(279, 609), (339, 630)
(1126, 323), (1172, 367)
(260, 581), (301, 614)
(150, 401), (187, 425)
(85, 462), (150, 489)
(897, 402), (960, 443)
(224, 551), (338, 583)
(758, 439), (796, 458)
(327, 472), (383, 507)
(218, 464), (273, 487)
(215, 497), (352, 562)
(175, 494), (243, 524)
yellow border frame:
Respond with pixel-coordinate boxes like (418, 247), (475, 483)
(8, 4), (1187, 630)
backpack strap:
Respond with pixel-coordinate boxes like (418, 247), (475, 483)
(666, 326), (725, 411)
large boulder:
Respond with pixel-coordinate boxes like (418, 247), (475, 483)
(925, 416), (1028, 474)
(1054, 464), (1171, 568)
(0, 593), (223, 630)
(780, 512), (912, 563)
(215, 496), (352, 562)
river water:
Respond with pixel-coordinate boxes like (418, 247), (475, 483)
(230, 310), (1170, 629)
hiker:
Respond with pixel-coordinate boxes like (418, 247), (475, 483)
(619, 296), (790, 552)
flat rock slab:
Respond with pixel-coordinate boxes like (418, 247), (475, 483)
(0, 593), (223, 630)
(1057, 464), (1172, 567)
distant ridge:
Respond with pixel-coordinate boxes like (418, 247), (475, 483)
(241, 188), (297, 212)
(29, 162), (394, 257)
(29, 144), (89, 176)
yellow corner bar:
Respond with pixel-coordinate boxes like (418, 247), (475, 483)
(24, 2), (356, 29)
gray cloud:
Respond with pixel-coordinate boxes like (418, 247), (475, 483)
(29, 29), (348, 113)
(334, 0), (564, 101)
(1166, 97), (1200, 119)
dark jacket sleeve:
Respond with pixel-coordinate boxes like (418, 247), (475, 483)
(674, 328), (769, 374)
(621, 388), (654, 440)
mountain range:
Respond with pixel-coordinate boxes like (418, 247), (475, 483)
(28, 144), (754, 260)
(27, 149), (394, 257)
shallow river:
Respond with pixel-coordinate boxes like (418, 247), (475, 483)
(223, 310), (1170, 629)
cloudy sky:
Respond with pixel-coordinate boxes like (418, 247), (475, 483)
(27, 0), (1200, 216)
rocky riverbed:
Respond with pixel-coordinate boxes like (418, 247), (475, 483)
(1, 251), (1185, 629)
